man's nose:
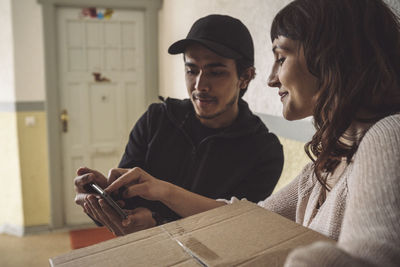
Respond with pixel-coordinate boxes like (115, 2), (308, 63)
(195, 71), (209, 91)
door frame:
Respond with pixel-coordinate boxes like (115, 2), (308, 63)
(38, 0), (162, 229)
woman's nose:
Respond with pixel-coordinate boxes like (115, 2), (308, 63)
(267, 69), (280, 88)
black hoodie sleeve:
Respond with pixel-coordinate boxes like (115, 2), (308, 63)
(225, 133), (284, 202)
(118, 109), (150, 169)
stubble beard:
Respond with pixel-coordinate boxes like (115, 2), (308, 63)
(194, 93), (238, 120)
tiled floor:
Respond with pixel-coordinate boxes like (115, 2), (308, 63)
(0, 231), (71, 267)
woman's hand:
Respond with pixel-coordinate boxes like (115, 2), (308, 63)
(105, 167), (172, 202)
(106, 167), (225, 218)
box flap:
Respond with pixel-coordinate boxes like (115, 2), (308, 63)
(50, 226), (197, 266)
(50, 200), (333, 267)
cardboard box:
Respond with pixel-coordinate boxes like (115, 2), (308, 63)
(50, 200), (333, 266)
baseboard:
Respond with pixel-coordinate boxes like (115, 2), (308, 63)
(0, 222), (98, 236)
(24, 224), (51, 235)
(0, 223), (25, 236)
(0, 223), (51, 236)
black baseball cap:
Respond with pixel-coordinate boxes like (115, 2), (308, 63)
(168, 14), (254, 66)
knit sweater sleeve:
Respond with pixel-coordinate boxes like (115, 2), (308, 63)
(284, 115), (400, 267)
(257, 162), (314, 221)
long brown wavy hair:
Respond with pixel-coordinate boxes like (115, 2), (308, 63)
(271, 0), (400, 190)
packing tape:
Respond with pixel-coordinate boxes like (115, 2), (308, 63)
(162, 225), (221, 267)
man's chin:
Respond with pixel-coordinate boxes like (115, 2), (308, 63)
(193, 103), (217, 120)
(195, 109), (224, 120)
(196, 112), (218, 120)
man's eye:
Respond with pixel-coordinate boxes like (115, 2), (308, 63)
(276, 57), (286, 65)
(186, 69), (196, 75)
(210, 71), (224, 76)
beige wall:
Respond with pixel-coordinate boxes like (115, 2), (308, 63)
(12, 0), (46, 102)
(0, 0), (15, 102)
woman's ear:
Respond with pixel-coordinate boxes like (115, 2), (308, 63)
(239, 67), (256, 89)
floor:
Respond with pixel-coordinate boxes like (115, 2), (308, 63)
(0, 230), (72, 267)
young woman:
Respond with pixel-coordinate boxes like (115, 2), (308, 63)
(82, 0), (400, 265)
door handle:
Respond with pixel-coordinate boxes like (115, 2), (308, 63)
(60, 109), (69, 133)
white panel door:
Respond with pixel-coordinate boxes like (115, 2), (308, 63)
(57, 7), (146, 225)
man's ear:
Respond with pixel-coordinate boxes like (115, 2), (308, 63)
(239, 67), (256, 89)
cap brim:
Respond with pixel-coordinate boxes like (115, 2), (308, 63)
(168, 38), (243, 59)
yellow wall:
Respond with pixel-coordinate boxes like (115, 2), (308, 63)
(0, 111), (50, 231)
(17, 111), (50, 226)
(273, 137), (311, 192)
(0, 112), (24, 227)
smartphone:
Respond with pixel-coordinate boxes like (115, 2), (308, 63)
(88, 182), (128, 219)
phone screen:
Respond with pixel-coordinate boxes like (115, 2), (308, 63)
(89, 183), (128, 219)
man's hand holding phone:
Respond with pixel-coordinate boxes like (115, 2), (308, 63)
(74, 167), (157, 236)
(88, 182), (127, 219)
(74, 167), (108, 207)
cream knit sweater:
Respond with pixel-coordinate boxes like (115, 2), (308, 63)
(228, 114), (400, 266)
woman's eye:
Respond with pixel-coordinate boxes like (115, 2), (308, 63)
(276, 57), (286, 65)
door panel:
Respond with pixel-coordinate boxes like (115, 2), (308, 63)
(57, 7), (146, 225)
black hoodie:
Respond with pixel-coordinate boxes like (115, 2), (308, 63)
(119, 97), (284, 221)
